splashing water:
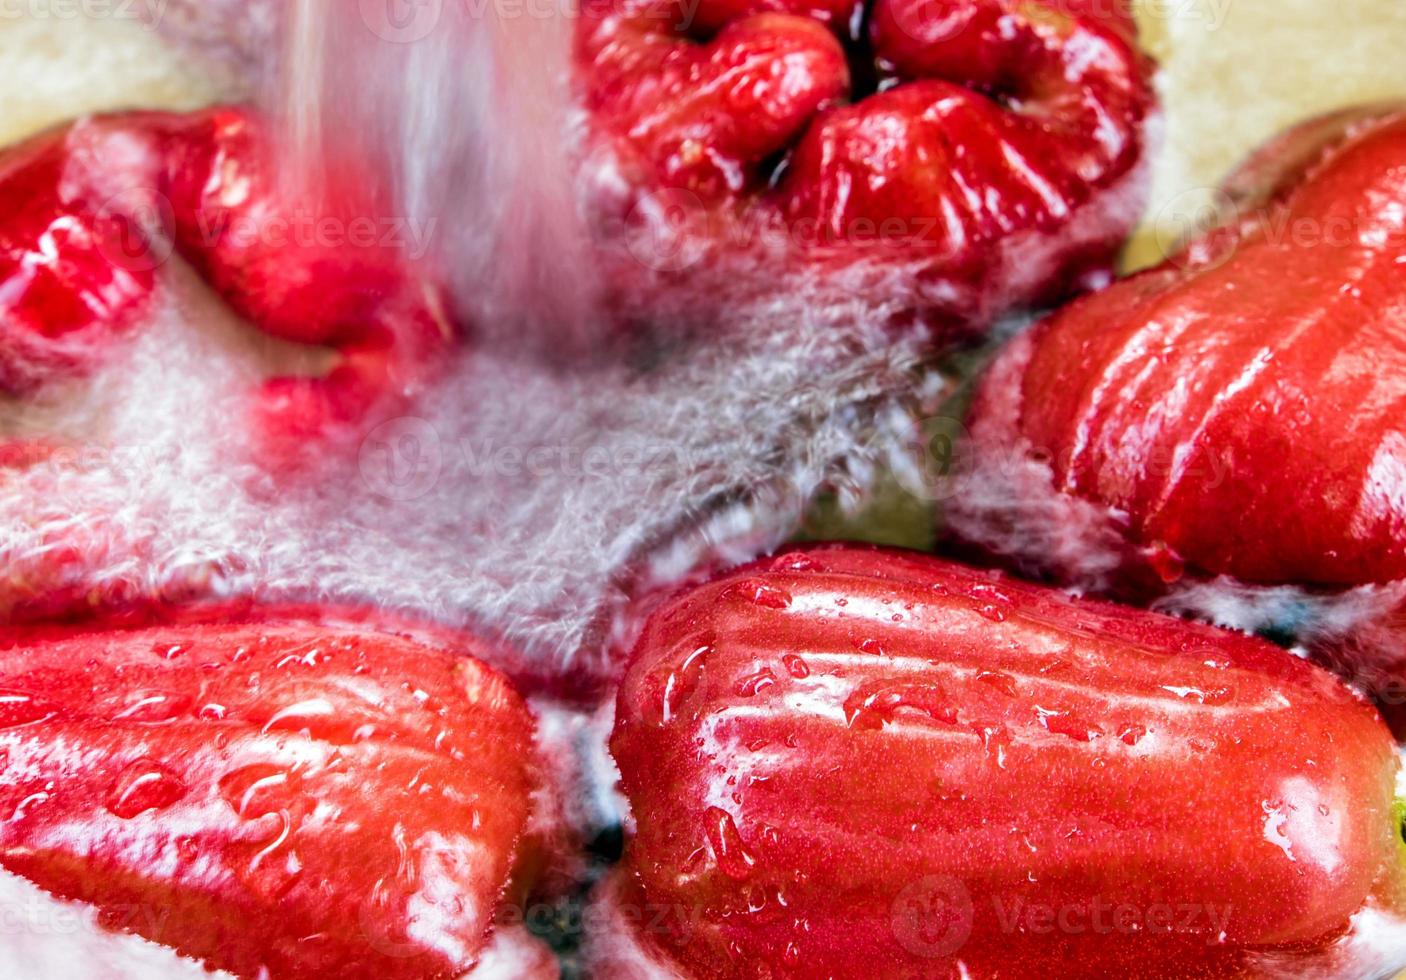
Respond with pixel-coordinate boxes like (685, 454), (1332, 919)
(270, 0), (604, 351)
(0, 0), (945, 694)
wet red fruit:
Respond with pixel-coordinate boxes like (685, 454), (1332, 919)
(0, 107), (452, 453)
(608, 545), (1404, 978)
(950, 111), (1406, 593)
(0, 119), (160, 392)
(156, 107), (453, 451)
(576, 0), (1155, 334)
(0, 621), (542, 980)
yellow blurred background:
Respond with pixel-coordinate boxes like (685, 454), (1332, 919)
(1130, 0), (1406, 265)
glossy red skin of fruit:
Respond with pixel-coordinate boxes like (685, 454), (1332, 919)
(954, 108), (1406, 593)
(610, 545), (1403, 978)
(0, 120), (157, 392)
(577, 0), (1154, 333)
(0, 621), (540, 980)
(0, 106), (453, 453)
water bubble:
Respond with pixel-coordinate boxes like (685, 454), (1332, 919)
(845, 684), (957, 730)
(219, 764), (293, 820)
(975, 671), (1017, 696)
(107, 759), (188, 819)
(261, 697), (337, 737)
(735, 668), (777, 698)
(113, 691), (193, 724)
(653, 644), (712, 725)
(0, 691), (57, 729)
(1117, 723), (1148, 746)
(723, 580), (793, 610)
(704, 806), (758, 882)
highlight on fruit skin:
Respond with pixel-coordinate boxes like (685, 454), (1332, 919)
(0, 105), (455, 461)
(945, 104), (1406, 699)
(0, 617), (557, 980)
(600, 544), (1406, 978)
(575, 0), (1157, 339)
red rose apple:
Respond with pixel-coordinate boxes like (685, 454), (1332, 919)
(605, 545), (1405, 978)
(577, 0), (1155, 337)
(0, 106), (454, 456)
(948, 106), (1406, 693)
(0, 619), (551, 979)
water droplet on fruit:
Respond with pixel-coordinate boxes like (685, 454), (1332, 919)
(723, 580), (793, 609)
(107, 759), (188, 819)
(736, 669), (777, 698)
(653, 644), (711, 725)
(0, 691), (56, 729)
(976, 671), (1017, 696)
(1035, 706), (1102, 742)
(855, 638), (885, 656)
(220, 764), (293, 820)
(153, 642), (190, 660)
(845, 684), (957, 730)
(113, 691), (193, 724)
(771, 553), (819, 572)
(1162, 685), (1233, 706)
(974, 723), (1012, 769)
(782, 655), (810, 679)
(1117, 724), (1147, 746)
(977, 605), (1007, 622)
(704, 806), (757, 881)
(1261, 801), (1297, 862)
(261, 698), (336, 736)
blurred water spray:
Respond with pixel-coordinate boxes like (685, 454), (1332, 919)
(271, 0), (604, 351)
(0, 0), (943, 696)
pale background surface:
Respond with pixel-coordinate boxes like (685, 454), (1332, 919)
(1130, 0), (1406, 264)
